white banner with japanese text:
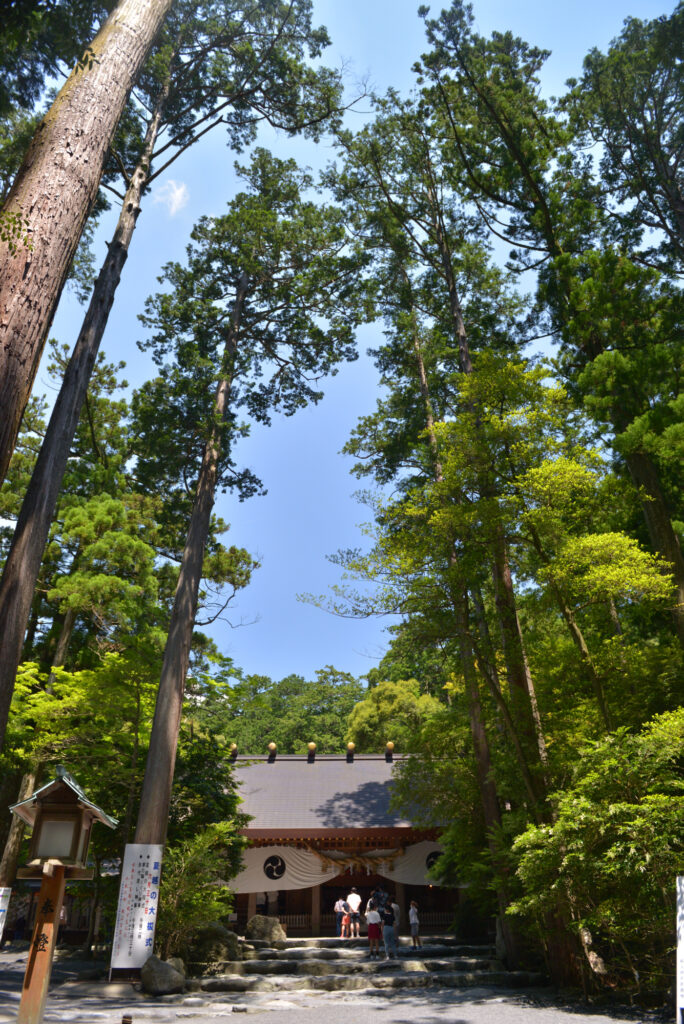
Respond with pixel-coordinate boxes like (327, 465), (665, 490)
(110, 844), (163, 969)
(0, 888), (10, 944)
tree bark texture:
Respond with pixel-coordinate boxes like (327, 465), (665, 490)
(432, 213), (549, 797)
(46, 608), (77, 690)
(526, 524), (613, 731)
(412, 332), (524, 961)
(134, 273), (249, 846)
(490, 526), (548, 775)
(0, 771), (36, 887)
(453, 592), (523, 966)
(0, 0), (173, 485)
(0, 92), (167, 753)
(624, 449), (684, 649)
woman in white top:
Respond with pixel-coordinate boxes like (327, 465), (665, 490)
(365, 900), (382, 959)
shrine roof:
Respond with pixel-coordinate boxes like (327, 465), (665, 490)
(233, 754), (412, 830)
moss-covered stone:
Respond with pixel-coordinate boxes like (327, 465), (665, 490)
(244, 914), (286, 943)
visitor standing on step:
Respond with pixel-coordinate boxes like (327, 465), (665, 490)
(365, 899), (382, 959)
(346, 887), (362, 938)
(409, 900), (422, 949)
(341, 900), (351, 939)
(381, 902), (397, 959)
(334, 896), (346, 937)
(391, 896), (401, 935)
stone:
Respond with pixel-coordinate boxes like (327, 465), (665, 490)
(140, 955), (186, 995)
(187, 922), (242, 965)
(167, 956), (186, 977)
(244, 914), (286, 943)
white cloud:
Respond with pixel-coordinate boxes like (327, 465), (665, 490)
(153, 179), (189, 216)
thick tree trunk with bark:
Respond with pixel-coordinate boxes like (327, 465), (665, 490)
(46, 608), (77, 690)
(0, 771), (36, 887)
(432, 216), (549, 797)
(0, 91), (167, 753)
(528, 523), (613, 731)
(490, 528), (549, 782)
(624, 449), (684, 648)
(0, 0), (173, 485)
(134, 273), (249, 845)
(453, 592), (522, 966)
(412, 330), (525, 959)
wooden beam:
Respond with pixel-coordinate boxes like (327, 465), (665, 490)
(311, 885), (321, 937)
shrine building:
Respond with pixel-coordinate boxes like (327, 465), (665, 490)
(230, 744), (456, 935)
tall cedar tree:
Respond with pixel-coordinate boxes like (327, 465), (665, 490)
(0, 0), (175, 483)
(417, 1), (684, 646)
(0, 0), (344, 751)
(329, 96), (550, 800)
(132, 149), (362, 843)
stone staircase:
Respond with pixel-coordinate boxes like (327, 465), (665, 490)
(191, 936), (545, 994)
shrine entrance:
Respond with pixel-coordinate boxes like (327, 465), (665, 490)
(230, 751), (456, 936)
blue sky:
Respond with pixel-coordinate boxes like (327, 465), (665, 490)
(45, 0), (672, 684)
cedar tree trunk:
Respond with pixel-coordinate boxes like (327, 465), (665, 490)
(0, 771), (36, 887)
(0, 0), (173, 484)
(433, 213), (549, 796)
(0, 87), (168, 753)
(134, 272), (249, 845)
(624, 449), (684, 649)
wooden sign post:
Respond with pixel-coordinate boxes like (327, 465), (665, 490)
(18, 863), (66, 1024)
(8, 768), (117, 1024)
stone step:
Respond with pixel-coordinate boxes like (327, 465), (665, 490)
(243, 941), (493, 957)
(251, 944), (481, 961)
(200, 968), (544, 994)
(201, 955), (497, 976)
(246, 935), (486, 950)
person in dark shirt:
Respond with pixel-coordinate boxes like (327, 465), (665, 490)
(381, 904), (397, 959)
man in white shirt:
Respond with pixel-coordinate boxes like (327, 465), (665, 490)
(346, 887), (362, 937)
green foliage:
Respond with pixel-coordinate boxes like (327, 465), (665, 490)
(541, 533), (673, 608)
(168, 726), (245, 844)
(132, 148), (363, 502)
(46, 493), (160, 630)
(568, 3), (684, 269)
(320, 13), (684, 988)
(510, 709), (684, 992)
(196, 666), (366, 754)
(346, 678), (442, 753)
(0, 0), (112, 115)
(5, 652), (159, 850)
(155, 821), (245, 960)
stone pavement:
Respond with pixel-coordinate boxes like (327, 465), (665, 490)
(0, 949), (667, 1024)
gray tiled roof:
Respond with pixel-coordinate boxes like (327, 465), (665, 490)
(234, 755), (411, 829)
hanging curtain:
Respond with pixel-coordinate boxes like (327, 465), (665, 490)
(229, 841), (443, 893)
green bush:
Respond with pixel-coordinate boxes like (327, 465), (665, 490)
(155, 822), (244, 960)
(509, 709), (684, 995)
